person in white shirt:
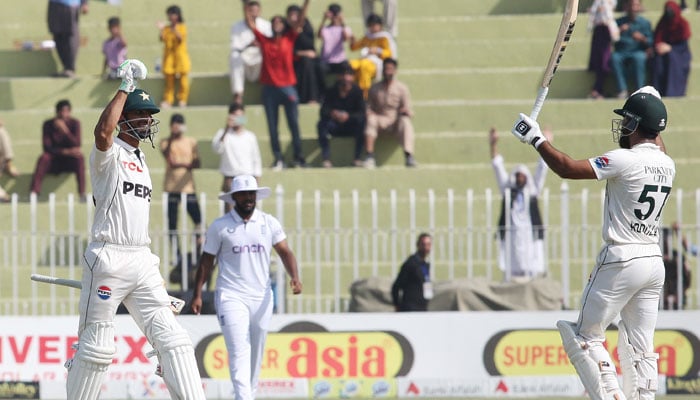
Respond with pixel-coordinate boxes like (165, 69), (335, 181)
(511, 86), (675, 400)
(230, 0), (272, 105)
(66, 59), (205, 400)
(212, 102), (263, 213)
(489, 126), (552, 280)
(192, 174), (302, 400)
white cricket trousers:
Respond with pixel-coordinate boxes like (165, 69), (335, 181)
(79, 242), (171, 333)
(216, 288), (273, 400)
(577, 247), (665, 364)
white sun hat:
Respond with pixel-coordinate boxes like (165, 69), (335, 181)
(218, 175), (271, 205)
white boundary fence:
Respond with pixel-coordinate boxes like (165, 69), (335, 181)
(1, 185), (698, 315)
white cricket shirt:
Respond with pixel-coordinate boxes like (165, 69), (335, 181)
(203, 208), (286, 298)
(89, 137), (153, 246)
(588, 143), (675, 260)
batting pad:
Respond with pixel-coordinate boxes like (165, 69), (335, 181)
(557, 320), (611, 400)
(617, 320), (659, 400)
(66, 321), (117, 400)
(149, 309), (205, 399)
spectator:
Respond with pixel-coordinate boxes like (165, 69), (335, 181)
(47, 0), (88, 78)
(229, 1), (271, 105)
(287, 4), (325, 104)
(361, 0), (398, 38)
(363, 58), (415, 169)
(30, 99), (86, 200)
(317, 62), (366, 168)
(160, 113), (202, 287)
(157, 5), (191, 108)
(0, 119), (20, 203)
(651, 1), (692, 97)
(489, 127), (551, 281)
(246, 0), (310, 170)
(101, 16), (127, 80)
(349, 13), (397, 97)
(212, 103), (262, 213)
(391, 233), (432, 312)
(587, 0), (618, 99)
(661, 222), (693, 310)
(611, 0), (653, 98)
(318, 3), (352, 76)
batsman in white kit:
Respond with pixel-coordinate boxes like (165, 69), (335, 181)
(66, 59), (206, 399)
(192, 174), (303, 400)
(512, 86), (675, 400)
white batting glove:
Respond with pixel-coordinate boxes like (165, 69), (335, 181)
(512, 113), (547, 149)
(117, 59), (148, 93)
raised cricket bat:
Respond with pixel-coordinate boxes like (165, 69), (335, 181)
(30, 273), (186, 314)
(530, 0), (579, 120)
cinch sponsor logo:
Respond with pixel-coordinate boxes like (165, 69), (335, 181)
(96, 286), (112, 300)
(483, 328), (700, 377)
(122, 182), (152, 202)
(313, 381), (331, 397)
(232, 244), (266, 254)
(194, 321), (414, 379)
(372, 380), (390, 396)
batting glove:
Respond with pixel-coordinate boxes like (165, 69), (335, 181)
(512, 113), (547, 149)
(117, 59), (148, 93)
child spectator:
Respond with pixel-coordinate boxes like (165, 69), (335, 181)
(158, 5), (192, 108)
(349, 13), (397, 97)
(318, 3), (352, 76)
(101, 17), (128, 79)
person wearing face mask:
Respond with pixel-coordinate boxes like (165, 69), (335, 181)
(512, 86), (674, 400)
(212, 103), (262, 213)
(160, 113), (202, 287)
(651, 0), (692, 97)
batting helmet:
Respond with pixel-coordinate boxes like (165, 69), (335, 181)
(613, 90), (667, 133)
(120, 89), (160, 145)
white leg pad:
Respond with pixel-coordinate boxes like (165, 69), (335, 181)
(557, 320), (625, 400)
(617, 320), (659, 400)
(66, 321), (116, 400)
(150, 309), (205, 400)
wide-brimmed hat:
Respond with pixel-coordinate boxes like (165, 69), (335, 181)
(218, 175), (271, 205)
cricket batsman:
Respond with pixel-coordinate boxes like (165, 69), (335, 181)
(66, 59), (205, 399)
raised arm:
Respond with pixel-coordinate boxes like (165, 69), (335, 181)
(93, 91), (127, 151)
(291, 0), (311, 33)
(243, 0), (255, 31)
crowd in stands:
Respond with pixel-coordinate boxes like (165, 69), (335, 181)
(587, 0), (692, 99)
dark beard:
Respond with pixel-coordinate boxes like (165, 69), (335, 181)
(619, 134), (631, 149)
(234, 202), (255, 219)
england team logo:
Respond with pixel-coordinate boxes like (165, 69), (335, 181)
(96, 285), (112, 300)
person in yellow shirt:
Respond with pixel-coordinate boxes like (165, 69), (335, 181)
(158, 5), (192, 108)
(349, 13), (397, 97)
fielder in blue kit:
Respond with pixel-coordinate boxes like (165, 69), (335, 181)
(512, 86), (675, 400)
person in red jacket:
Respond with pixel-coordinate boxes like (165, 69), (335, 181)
(245, 0), (310, 170)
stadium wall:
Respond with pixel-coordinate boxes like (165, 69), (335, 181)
(1, 310), (699, 398)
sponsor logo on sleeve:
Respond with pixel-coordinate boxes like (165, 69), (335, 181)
(594, 156), (609, 169)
